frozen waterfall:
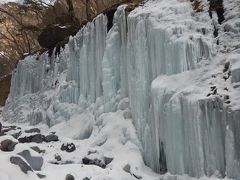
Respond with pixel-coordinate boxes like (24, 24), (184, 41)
(3, 0), (240, 179)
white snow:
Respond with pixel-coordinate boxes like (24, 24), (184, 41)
(0, 112), (234, 180)
(0, 110), (160, 180)
(0, 0), (56, 5)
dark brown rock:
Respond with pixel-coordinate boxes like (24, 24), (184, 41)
(54, 154), (62, 161)
(31, 146), (44, 153)
(65, 174), (75, 180)
(37, 173), (46, 179)
(45, 134), (59, 142)
(25, 128), (41, 134)
(0, 139), (17, 152)
(18, 134), (45, 143)
(104, 157), (113, 165)
(61, 143), (76, 152)
(82, 157), (106, 168)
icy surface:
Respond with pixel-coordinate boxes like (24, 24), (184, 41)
(2, 0), (240, 179)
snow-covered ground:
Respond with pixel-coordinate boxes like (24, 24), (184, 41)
(0, 106), (160, 180)
(0, 110), (233, 180)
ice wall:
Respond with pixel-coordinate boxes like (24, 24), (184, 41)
(125, 1), (213, 173)
(3, 0), (240, 179)
(151, 63), (240, 178)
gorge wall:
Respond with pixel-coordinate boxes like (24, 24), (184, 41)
(3, 0), (240, 179)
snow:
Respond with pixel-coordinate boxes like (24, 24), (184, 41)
(0, 112), (234, 180)
(0, 0), (21, 4)
(1, 0), (240, 179)
(50, 112), (94, 140)
(0, 0), (56, 5)
(0, 110), (160, 180)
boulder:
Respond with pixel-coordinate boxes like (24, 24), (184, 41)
(45, 134), (59, 142)
(0, 139), (17, 152)
(25, 128), (41, 133)
(10, 156), (33, 174)
(123, 164), (131, 173)
(37, 173), (46, 179)
(104, 157), (113, 166)
(31, 146), (41, 153)
(61, 143), (76, 152)
(31, 146), (45, 154)
(82, 157), (106, 168)
(18, 134), (45, 143)
(31, 134), (45, 143)
(54, 154), (62, 161)
(65, 174), (75, 180)
(18, 150), (43, 171)
(83, 178), (90, 180)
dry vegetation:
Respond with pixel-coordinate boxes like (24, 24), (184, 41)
(0, 74), (11, 106)
(190, 0), (204, 12)
(0, 2), (46, 63)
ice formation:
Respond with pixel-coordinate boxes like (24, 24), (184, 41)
(3, 0), (240, 179)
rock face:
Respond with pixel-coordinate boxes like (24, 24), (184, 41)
(38, 25), (73, 50)
(18, 150), (43, 171)
(38, 0), (139, 51)
(0, 139), (17, 152)
(52, 0), (128, 23)
(10, 156), (33, 174)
